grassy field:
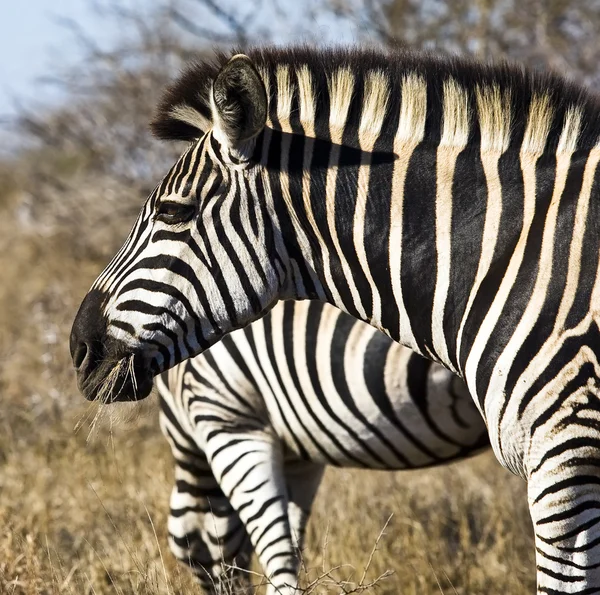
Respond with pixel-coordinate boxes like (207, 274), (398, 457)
(0, 407), (535, 595)
(0, 182), (535, 595)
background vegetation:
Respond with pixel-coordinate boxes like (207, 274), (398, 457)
(2, 0), (600, 592)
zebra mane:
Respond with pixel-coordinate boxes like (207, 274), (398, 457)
(152, 45), (600, 155)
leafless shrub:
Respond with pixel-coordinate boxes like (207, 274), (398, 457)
(13, 3), (193, 258)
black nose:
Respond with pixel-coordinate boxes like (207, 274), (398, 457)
(70, 289), (108, 379)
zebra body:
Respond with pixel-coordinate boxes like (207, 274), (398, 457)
(158, 299), (487, 592)
(71, 46), (600, 592)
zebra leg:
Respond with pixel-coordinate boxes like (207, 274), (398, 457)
(508, 370), (600, 593)
(159, 388), (253, 592)
(527, 432), (600, 593)
(284, 460), (324, 555)
(168, 458), (253, 593)
(528, 469), (600, 592)
(203, 428), (300, 595)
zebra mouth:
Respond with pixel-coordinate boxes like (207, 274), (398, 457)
(77, 352), (154, 403)
(70, 288), (156, 402)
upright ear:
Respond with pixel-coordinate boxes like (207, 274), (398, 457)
(211, 54), (267, 151)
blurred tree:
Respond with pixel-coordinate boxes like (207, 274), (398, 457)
(14, 3), (194, 258)
(331, 0), (600, 86)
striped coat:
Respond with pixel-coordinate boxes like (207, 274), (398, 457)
(157, 300), (487, 592)
(71, 46), (600, 593)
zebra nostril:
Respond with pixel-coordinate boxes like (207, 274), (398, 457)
(73, 342), (89, 370)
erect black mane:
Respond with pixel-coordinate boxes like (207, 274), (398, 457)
(151, 45), (600, 154)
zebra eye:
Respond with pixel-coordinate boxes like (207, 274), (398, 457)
(155, 201), (195, 224)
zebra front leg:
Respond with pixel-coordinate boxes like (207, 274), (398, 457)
(523, 393), (600, 594)
(285, 460), (324, 556)
(168, 457), (253, 593)
(528, 454), (600, 593)
(204, 427), (300, 595)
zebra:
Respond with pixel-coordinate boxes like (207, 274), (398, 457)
(158, 298), (488, 592)
(70, 46), (600, 593)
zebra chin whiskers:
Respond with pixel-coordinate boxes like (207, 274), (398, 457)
(95, 357), (131, 404)
(75, 356), (129, 441)
(78, 356), (151, 442)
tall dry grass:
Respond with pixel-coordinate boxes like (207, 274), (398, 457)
(0, 169), (535, 594)
(0, 404), (535, 594)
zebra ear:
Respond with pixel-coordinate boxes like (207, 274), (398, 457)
(211, 54), (267, 151)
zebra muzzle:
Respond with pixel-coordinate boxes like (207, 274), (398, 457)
(71, 288), (155, 402)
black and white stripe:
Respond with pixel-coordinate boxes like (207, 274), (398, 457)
(71, 46), (600, 593)
(157, 299), (487, 593)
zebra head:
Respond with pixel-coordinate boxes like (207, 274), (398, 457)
(71, 54), (298, 402)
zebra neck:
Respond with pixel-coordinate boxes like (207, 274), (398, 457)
(302, 140), (488, 370)
(266, 126), (600, 382)
(262, 128), (475, 367)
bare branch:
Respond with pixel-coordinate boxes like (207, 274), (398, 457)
(190, 0), (249, 45)
(168, 8), (240, 44)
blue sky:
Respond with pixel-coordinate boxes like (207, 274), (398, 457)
(0, 0), (358, 153)
(3, 2), (104, 117)
(0, 0), (164, 156)
(0, 0), (356, 116)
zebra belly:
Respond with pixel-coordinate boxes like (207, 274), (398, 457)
(217, 301), (488, 470)
(272, 359), (488, 470)
(158, 301), (487, 471)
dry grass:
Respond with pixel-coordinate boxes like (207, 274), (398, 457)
(0, 185), (535, 595)
(0, 409), (535, 595)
